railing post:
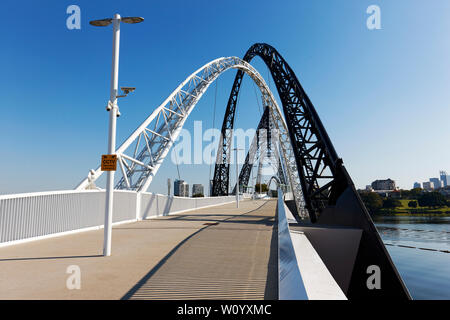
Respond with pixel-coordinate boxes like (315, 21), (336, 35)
(136, 192), (141, 221)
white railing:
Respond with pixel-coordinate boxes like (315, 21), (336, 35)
(139, 193), (237, 220)
(0, 190), (235, 247)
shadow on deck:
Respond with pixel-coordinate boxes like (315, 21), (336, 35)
(122, 200), (278, 300)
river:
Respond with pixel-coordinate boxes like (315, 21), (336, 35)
(373, 216), (450, 299)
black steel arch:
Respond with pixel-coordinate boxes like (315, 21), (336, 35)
(212, 43), (346, 221)
(212, 43), (411, 299)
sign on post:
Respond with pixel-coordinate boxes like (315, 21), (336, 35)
(101, 154), (117, 171)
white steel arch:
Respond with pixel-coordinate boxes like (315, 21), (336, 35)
(267, 176), (281, 189)
(76, 57), (306, 217)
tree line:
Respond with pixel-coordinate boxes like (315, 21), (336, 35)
(359, 188), (449, 215)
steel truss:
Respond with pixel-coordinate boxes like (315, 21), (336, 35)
(212, 44), (345, 222)
(76, 56), (303, 216)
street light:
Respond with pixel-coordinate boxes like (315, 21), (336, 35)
(89, 16), (143, 27)
(90, 14), (144, 257)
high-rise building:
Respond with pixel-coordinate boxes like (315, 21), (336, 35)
(183, 182), (189, 197)
(440, 171), (450, 187)
(423, 181), (434, 191)
(430, 178), (442, 190)
(371, 179), (396, 191)
(192, 184), (204, 197)
(413, 182), (421, 189)
(174, 179), (183, 196)
(174, 179), (189, 197)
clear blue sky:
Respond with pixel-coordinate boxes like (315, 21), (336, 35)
(1, 0), (450, 195)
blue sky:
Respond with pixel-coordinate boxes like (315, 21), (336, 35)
(1, 0), (450, 195)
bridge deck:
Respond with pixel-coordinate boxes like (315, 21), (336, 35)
(0, 199), (277, 300)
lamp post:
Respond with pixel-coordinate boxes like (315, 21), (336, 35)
(90, 14), (144, 257)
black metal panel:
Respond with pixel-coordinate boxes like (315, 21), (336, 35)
(213, 43), (410, 299)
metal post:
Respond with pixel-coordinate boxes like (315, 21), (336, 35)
(104, 14), (121, 257)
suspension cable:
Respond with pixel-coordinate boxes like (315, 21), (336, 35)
(252, 81), (262, 117)
(173, 142), (181, 180)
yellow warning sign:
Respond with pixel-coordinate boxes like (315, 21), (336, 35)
(101, 154), (117, 171)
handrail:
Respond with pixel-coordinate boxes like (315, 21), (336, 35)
(0, 190), (235, 247)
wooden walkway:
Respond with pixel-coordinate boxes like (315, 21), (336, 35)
(0, 199), (277, 300)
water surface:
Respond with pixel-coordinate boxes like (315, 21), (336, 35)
(373, 216), (450, 300)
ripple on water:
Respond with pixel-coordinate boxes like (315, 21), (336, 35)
(374, 216), (450, 300)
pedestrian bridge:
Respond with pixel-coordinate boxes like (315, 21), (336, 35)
(0, 43), (411, 299)
(0, 192), (346, 300)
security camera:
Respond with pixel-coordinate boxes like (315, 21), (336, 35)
(121, 87), (136, 95)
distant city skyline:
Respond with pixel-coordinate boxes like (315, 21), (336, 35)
(379, 169), (450, 191)
(412, 171), (450, 190)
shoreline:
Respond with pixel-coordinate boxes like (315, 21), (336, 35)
(374, 212), (450, 217)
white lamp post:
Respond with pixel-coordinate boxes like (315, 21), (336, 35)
(90, 14), (144, 257)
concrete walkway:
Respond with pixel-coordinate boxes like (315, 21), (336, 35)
(0, 199), (277, 300)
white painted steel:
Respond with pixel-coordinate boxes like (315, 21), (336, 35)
(103, 13), (121, 257)
(0, 190), (135, 246)
(138, 193), (235, 220)
(0, 190), (235, 247)
(75, 57), (239, 191)
(267, 99), (306, 218)
(75, 56), (305, 219)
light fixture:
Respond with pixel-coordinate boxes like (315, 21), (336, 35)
(89, 18), (112, 27)
(89, 16), (144, 27)
(121, 17), (144, 24)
